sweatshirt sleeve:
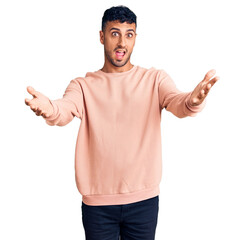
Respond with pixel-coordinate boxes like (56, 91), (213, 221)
(157, 69), (206, 118)
(43, 78), (84, 126)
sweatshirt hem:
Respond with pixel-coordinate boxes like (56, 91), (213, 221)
(82, 185), (160, 206)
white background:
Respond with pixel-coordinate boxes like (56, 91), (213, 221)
(1, 0), (243, 239)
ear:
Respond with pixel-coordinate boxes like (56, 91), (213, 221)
(99, 30), (104, 45)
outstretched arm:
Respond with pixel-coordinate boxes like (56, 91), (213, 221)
(25, 78), (84, 126)
(158, 69), (220, 118)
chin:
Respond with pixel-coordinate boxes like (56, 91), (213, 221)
(113, 62), (127, 67)
(113, 58), (130, 68)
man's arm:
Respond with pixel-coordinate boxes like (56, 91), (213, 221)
(25, 78), (84, 126)
(158, 69), (219, 118)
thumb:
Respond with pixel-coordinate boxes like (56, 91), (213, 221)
(27, 86), (38, 98)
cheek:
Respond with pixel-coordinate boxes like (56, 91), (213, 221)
(104, 43), (115, 56)
(128, 43), (135, 51)
(105, 39), (116, 49)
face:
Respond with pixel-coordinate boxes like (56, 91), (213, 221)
(99, 21), (137, 68)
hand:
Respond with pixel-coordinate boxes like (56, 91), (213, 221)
(25, 86), (54, 118)
(189, 69), (220, 106)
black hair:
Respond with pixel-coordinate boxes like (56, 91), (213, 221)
(101, 5), (137, 32)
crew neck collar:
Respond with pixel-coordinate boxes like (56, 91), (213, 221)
(97, 65), (137, 76)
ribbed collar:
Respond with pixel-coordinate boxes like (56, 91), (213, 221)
(96, 65), (138, 76)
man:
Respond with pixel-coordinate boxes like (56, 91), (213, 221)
(25, 5), (219, 240)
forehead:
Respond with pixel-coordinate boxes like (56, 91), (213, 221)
(105, 20), (136, 32)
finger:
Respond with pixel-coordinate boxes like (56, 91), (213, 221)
(30, 104), (37, 112)
(203, 76), (220, 94)
(35, 108), (42, 116)
(194, 89), (205, 101)
(192, 97), (198, 105)
(199, 89), (207, 100)
(208, 76), (220, 86)
(25, 98), (31, 106)
(25, 98), (37, 108)
(27, 86), (38, 98)
(200, 89), (205, 98)
(41, 112), (47, 118)
(192, 91), (205, 105)
(204, 83), (212, 95)
(202, 69), (216, 83)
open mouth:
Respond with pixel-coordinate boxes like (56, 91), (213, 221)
(115, 50), (126, 60)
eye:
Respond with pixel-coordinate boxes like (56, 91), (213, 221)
(128, 33), (133, 38)
(112, 32), (119, 37)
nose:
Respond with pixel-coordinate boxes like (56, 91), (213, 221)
(118, 35), (126, 47)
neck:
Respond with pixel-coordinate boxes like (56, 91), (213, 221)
(100, 61), (134, 73)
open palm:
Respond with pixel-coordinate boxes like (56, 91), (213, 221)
(25, 86), (53, 117)
(189, 69), (220, 106)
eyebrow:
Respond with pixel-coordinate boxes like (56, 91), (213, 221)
(109, 27), (135, 33)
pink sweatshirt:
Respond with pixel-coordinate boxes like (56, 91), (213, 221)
(44, 65), (206, 206)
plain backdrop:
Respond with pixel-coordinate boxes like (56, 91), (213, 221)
(1, 0), (243, 239)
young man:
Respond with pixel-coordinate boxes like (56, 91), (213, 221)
(25, 5), (219, 240)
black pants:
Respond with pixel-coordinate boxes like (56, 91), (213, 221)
(82, 195), (159, 240)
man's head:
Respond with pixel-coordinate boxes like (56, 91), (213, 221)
(99, 6), (137, 70)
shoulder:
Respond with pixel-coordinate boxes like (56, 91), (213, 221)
(138, 65), (166, 74)
(136, 65), (169, 82)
